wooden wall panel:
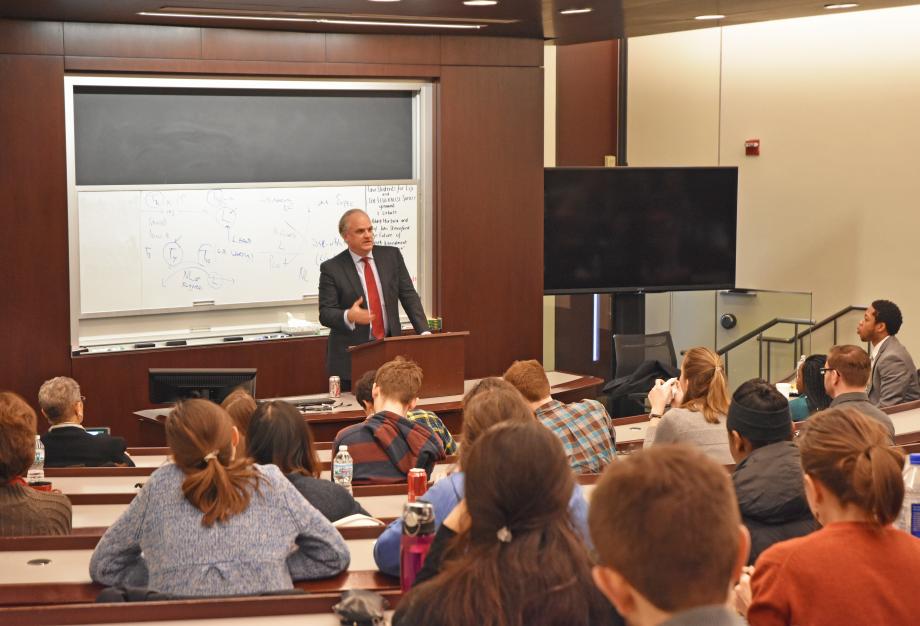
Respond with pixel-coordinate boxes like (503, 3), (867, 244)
(63, 22), (201, 58)
(202, 28), (324, 62)
(72, 338), (329, 444)
(0, 19), (63, 55)
(326, 34), (440, 65)
(0, 54), (71, 405)
(440, 36), (542, 67)
(555, 39), (618, 166)
(438, 65), (544, 378)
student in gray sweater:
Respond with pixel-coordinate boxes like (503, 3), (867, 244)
(89, 399), (349, 597)
(644, 346), (733, 465)
(247, 400), (369, 522)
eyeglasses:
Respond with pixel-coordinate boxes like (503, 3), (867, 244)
(819, 367), (836, 375)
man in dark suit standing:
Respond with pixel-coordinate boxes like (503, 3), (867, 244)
(857, 299), (920, 407)
(318, 209), (429, 388)
(38, 377), (135, 467)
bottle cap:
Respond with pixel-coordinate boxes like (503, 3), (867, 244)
(910, 453), (920, 465)
(340, 445), (348, 452)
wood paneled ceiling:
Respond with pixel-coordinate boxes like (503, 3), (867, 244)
(1, 1), (918, 44)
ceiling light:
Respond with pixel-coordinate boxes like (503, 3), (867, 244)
(559, 8), (593, 15)
(367, 0), (401, 3)
(824, 3), (859, 8)
(139, 11), (486, 29)
(464, 0), (498, 5)
(694, 14), (725, 20)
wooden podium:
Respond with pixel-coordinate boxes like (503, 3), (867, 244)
(348, 331), (469, 398)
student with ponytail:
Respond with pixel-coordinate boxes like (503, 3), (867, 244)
(742, 407), (920, 625)
(90, 399), (349, 597)
(644, 346), (733, 464)
(392, 420), (623, 626)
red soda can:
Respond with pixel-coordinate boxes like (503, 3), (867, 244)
(407, 468), (428, 502)
(329, 376), (341, 398)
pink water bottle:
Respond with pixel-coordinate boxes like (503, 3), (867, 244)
(399, 501), (436, 591)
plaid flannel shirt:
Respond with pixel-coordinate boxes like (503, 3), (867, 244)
(406, 409), (458, 455)
(535, 399), (616, 474)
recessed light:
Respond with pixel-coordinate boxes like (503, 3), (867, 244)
(824, 3), (859, 9)
(694, 14), (725, 20)
(559, 8), (593, 15)
(367, 0), (401, 3)
(464, 0), (498, 5)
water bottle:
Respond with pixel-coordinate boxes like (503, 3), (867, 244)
(897, 453), (920, 537)
(333, 445), (354, 495)
(27, 436), (45, 484)
(400, 501), (436, 592)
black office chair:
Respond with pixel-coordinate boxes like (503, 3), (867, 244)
(608, 331), (678, 416)
(612, 331), (678, 379)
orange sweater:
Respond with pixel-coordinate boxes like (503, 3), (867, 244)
(748, 521), (920, 626)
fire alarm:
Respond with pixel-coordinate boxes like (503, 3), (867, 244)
(745, 139), (760, 156)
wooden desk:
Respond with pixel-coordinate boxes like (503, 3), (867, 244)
(134, 371), (602, 444)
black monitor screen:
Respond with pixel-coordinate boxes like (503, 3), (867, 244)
(148, 368), (257, 404)
(544, 167), (737, 293)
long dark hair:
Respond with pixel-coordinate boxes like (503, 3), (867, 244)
(246, 400), (321, 478)
(801, 354), (832, 413)
(166, 399), (261, 527)
(400, 421), (609, 626)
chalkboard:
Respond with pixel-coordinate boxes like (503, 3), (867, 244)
(73, 88), (414, 185)
(76, 183), (419, 317)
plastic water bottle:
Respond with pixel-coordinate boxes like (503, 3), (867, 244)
(27, 436), (45, 484)
(333, 445), (354, 495)
(898, 453), (920, 537)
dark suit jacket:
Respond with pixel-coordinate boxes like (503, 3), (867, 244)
(318, 246), (428, 380)
(868, 335), (920, 407)
(41, 426), (135, 467)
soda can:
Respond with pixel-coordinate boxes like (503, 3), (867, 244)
(329, 375), (341, 398)
(407, 468), (428, 502)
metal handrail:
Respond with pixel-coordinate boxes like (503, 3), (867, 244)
(716, 318), (815, 356)
(717, 317), (814, 380)
(717, 305), (867, 381)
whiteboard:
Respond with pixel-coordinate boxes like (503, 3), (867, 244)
(76, 183), (419, 317)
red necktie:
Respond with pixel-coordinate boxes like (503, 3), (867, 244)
(361, 257), (385, 340)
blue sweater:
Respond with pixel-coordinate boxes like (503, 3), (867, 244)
(90, 463), (350, 596)
(373, 471), (591, 577)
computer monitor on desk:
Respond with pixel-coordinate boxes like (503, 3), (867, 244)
(148, 368), (257, 404)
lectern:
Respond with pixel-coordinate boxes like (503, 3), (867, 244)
(348, 331), (469, 398)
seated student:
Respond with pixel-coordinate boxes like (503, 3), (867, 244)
(220, 388), (257, 455)
(787, 354), (832, 422)
(857, 299), (920, 407)
(393, 419), (623, 626)
(89, 399), (349, 597)
(727, 379), (816, 564)
(0, 391), (72, 536)
(741, 408), (920, 626)
(589, 445), (750, 626)
(352, 369), (457, 455)
(823, 344), (895, 441)
(644, 347), (733, 465)
(38, 376), (135, 467)
(503, 359), (615, 473)
(332, 357), (444, 484)
(247, 400), (369, 522)
(373, 377), (593, 577)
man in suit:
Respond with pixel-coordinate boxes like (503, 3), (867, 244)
(318, 209), (429, 388)
(856, 299), (920, 407)
(38, 377), (134, 467)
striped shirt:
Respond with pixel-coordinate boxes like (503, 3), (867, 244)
(535, 399), (616, 474)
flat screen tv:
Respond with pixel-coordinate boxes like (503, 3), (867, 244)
(544, 167), (738, 294)
(148, 368), (257, 404)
